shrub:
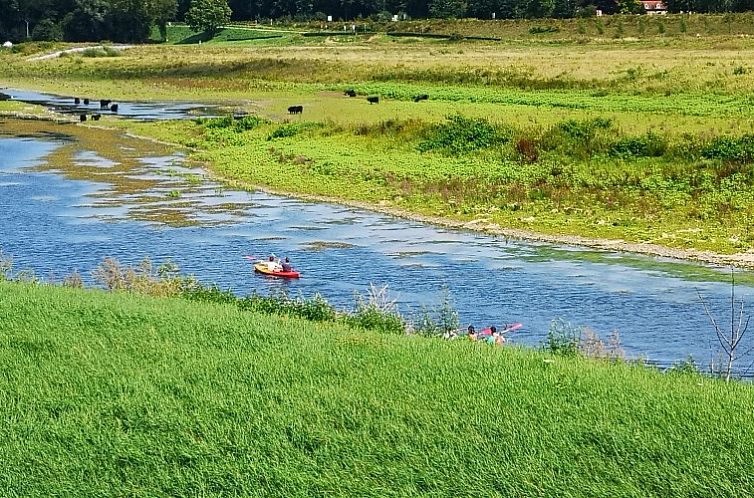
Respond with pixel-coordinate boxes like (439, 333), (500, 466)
(81, 46), (121, 58)
(515, 137), (539, 163)
(610, 131), (668, 158)
(529, 26), (560, 34)
(703, 135), (754, 163)
(542, 319), (581, 356)
(413, 288), (459, 337)
(347, 284), (405, 334)
(238, 291), (337, 322)
(418, 115), (509, 155)
(91, 257), (184, 297)
(539, 118), (614, 159)
(200, 115), (268, 132)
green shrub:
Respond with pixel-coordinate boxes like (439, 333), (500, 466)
(81, 46), (121, 58)
(529, 26), (560, 34)
(703, 135), (754, 163)
(418, 114), (509, 155)
(200, 115), (268, 132)
(610, 131), (668, 158)
(542, 319), (581, 356)
(267, 122), (320, 140)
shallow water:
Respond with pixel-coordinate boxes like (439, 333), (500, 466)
(2, 118), (754, 372)
(3, 89), (219, 120)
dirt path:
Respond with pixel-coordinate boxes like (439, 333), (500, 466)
(27, 45), (133, 61)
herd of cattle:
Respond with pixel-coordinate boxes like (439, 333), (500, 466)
(73, 97), (118, 121)
(287, 90), (429, 115)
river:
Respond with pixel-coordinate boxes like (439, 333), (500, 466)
(2, 90), (753, 372)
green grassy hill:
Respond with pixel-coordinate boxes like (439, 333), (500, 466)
(1, 281), (753, 496)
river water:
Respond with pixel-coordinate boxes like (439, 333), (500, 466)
(2, 94), (754, 372)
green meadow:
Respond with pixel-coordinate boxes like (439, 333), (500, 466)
(1, 280), (753, 496)
(3, 15), (754, 255)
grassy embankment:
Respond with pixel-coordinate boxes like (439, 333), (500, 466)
(2, 279), (754, 495)
(3, 16), (754, 254)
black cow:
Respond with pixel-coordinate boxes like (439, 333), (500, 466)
(79, 113), (87, 122)
(92, 114), (101, 121)
(287, 105), (303, 114)
(74, 97), (80, 104)
(100, 99), (111, 108)
(413, 94), (429, 102)
(110, 104), (119, 113)
(344, 89), (356, 97)
(83, 98), (90, 105)
(367, 96), (379, 104)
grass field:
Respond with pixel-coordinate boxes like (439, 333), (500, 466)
(1, 280), (753, 496)
(3, 16), (754, 254)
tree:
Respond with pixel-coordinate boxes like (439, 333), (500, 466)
(31, 18), (63, 40)
(428, 0), (466, 18)
(149, 0), (178, 41)
(553, 0), (577, 18)
(185, 0), (231, 36)
(698, 271), (752, 382)
(617, 0), (643, 13)
(524, 0), (554, 18)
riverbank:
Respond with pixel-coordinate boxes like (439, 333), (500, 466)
(3, 31), (754, 263)
(1, 279), (753, 495)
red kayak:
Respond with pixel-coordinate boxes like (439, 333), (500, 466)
(253, 261), (300, 278)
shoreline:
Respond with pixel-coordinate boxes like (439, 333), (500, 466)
(4, 111), (754, 270)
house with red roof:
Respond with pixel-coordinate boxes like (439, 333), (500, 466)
(641, 1), (668, 14)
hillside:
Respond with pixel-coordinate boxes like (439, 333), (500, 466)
(1, 281), (753, 495)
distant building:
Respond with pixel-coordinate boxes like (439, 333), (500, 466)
(641, 1), (668, 14)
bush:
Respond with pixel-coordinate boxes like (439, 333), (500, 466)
(199, 115), (268, 132)
(542, 319), (581, 356)
(703, 135), (754, 163)
(81, 46), (121, 58)
(529, 26), (560, 34)
(239, 291), (337, 322)
(347, 284), (405, 334)
(418, 115), (509, 155)
(539, 117), (614, 159)
(610, 131), (668, 158)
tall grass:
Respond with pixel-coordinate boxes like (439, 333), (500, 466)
(1, 280), (753, 495)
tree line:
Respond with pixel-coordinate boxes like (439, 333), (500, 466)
(2, 0), (754, 43)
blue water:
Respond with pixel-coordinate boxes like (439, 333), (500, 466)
(2, 128), (754, 372)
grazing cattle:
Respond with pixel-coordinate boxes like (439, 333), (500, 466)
(287, 105), (303, 115)
(413, 94), (429, 102)
(99, 99), (111, 108)
(83, 98), (90, 105)
(79, 113), (87, 122)
(344, 89), (356, 97)
(74, 97), (80, 104)
(367, 96), (379, 104)
(92, 114), (101, 121)
(110, 104), (119, 112)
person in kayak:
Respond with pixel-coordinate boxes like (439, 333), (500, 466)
(266, 255), (282, 272)
(281, 257), (293, 272)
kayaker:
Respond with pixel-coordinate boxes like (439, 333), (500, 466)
(281, 257), (292, 272)
(266, 255), (281, 272)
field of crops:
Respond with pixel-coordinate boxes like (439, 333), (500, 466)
(3, 16), (754, 255)
(0, 280), (752, 495)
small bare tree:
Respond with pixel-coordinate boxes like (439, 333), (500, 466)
(697, 270), (751, 382)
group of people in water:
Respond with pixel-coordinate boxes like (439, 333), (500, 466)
(443, 325), (510, 345)
(265, 255), (293, 272)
